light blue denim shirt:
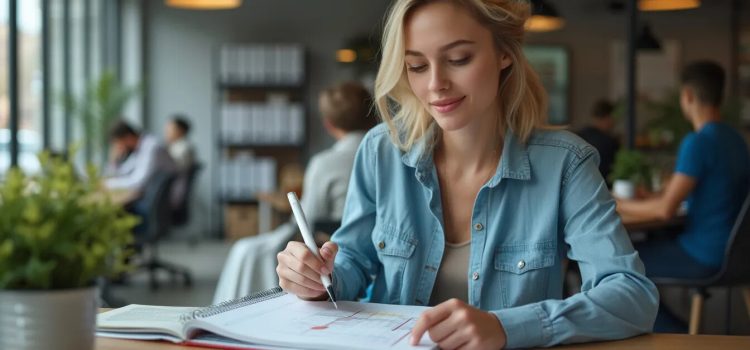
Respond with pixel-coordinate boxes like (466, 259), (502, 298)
(330, 124), (658, 348)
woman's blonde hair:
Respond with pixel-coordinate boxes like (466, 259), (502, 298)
(374, 0), (548, 151)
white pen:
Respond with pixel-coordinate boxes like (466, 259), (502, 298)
(287, 192), (338, 309)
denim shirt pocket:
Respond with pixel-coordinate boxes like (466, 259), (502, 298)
(372, 221), (418, 303)
(493, 240), (556, 307)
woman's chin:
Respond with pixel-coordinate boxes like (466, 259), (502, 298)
(433, 116), (471, 132)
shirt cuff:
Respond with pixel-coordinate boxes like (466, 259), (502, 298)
(491, 303), (552, 349)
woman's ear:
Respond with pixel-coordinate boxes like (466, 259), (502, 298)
(498, 52), (512, 70)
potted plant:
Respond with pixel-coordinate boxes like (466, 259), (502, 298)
(0, 151), (137, 350)
(63, 71), (141, 164)
(609, 149), (652, 199)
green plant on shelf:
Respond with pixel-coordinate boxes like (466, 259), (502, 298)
(608, 149), (652, 189)
(0, 149), (138, 290)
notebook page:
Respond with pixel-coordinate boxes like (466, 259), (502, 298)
(97, 304), (198, 340)
(188, 293), (437, 350)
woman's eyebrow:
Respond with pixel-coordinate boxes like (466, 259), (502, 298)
(405, 39), (476, 57)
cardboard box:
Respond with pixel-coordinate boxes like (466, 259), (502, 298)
(224, 204), (259, 241)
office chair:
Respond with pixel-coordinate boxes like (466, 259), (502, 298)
(134, 170), (192, 290)
(651, 190), (750, 334)
(312, 219), (341, 246)
(171, 163), (203, 241)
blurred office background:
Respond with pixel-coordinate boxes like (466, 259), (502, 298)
(2, 0), (750, 335)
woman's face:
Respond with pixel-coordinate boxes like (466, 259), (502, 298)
(404, 1), (511, 133)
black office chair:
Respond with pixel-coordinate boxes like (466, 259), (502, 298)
(651, 190), (750, 334)
(171, 163), (202, 232)
(134, 170), (193, 290)
(312, 219), (341, 246)
(160, 162), (202, 271)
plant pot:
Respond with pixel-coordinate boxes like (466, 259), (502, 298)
(0, 286), (97, 350)
(612, 179), (636, 199)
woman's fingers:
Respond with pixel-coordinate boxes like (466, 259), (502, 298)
(319, 242), (338, 274)
(277, 251), (325, 291)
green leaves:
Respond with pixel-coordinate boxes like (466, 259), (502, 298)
(62, 71), (141, 163)
(0, 152), (137, 290)
(608, 149), (652, 188)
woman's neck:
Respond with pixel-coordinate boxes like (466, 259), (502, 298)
(436, 120), (503, 174)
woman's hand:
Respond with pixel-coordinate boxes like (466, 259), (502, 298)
(411, 299), (507, 350)
(276, 241), (338, 300)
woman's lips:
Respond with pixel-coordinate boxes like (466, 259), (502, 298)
(431, 96), (465, 113)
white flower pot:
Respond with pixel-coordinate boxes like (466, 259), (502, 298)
(0, 286), (97, 350)
(612, 179), (635, 199)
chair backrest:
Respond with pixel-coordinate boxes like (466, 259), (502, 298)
(139, 171), (176, 243)
(311, 219), (342, 247)
(312, 219), (341, 236)
(171, 163), (202, 226)
(714, 190), (750, 286)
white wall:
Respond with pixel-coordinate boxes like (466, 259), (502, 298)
(145, 0), (390, 236)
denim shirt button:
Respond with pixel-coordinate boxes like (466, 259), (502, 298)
(378, 241), (386, 249)
(473, 223), (484, 231)
(472, 271), (480, 280)
(517, 260), (526, 270)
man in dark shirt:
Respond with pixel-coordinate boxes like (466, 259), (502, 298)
(577, 99), (620, 182)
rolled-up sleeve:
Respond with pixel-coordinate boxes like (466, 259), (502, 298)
(493, 147), (659, 349)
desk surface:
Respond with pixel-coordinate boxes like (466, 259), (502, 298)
(619, 211), (686, 232)
(96, 333), (750, 350)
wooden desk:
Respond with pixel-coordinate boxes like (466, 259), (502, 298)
(549, 334), (750, 349)
(95, 333), (750, 350)
(620, 212), (686, 232)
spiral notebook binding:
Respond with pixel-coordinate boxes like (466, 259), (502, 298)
(181, 287), (286, 322)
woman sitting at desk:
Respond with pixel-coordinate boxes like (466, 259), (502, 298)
(276, 1), (658, 349)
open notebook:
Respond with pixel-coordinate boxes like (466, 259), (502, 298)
(97, 287), (437, 350)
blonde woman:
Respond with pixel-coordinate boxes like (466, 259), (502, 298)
(276, 1), (658, 348)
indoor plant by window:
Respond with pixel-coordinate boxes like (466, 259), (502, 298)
(0, 152), (137, 350)
(609, 149), (652, 199)
(63, 71), (141, 164)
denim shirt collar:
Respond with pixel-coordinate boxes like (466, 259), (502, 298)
(400, 126), (531, 186)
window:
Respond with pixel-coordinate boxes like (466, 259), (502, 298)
(17, 0), (43, 174)
(0, 0), (41, 175)
(2, 0), (130, 175)
(1, 0), (9, 174)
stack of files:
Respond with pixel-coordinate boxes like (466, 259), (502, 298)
(219, 153), (277, 201)
(219, 44), (304, 86)
(220, 102), (305, 145)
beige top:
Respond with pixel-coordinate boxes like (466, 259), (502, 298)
(429, 240), (471, 306)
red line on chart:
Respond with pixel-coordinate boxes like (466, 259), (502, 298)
(310, 310), (363, 330)
(392, 317), (413, 331)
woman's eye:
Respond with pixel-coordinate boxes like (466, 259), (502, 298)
(407, 64), (428, 73)
(449, 56), (471, 66)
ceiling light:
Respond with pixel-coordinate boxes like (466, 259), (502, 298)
(526, 0), (565, 32)
(637, 24), (662, 51)
(639, 0), (700, 11)
(166, 0), (242, 10)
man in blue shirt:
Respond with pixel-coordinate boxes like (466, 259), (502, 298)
(617, 60), (750, 331)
